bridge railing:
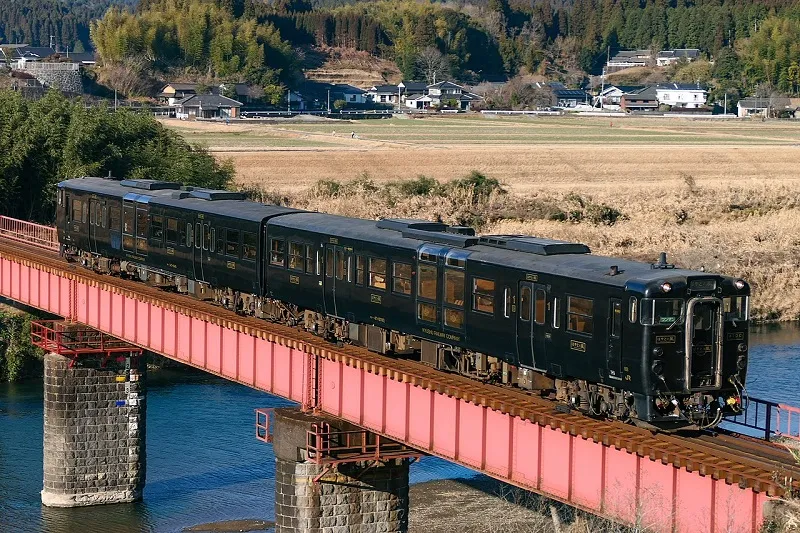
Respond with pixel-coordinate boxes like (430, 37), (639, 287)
(0, 216), (59, 252)
(724, 396), (800, 441)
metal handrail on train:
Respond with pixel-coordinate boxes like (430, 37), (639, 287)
(0, 216), (59, 252)
(724, 396), (800, 441)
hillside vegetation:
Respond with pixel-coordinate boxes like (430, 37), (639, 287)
(81, 0), (800, 103)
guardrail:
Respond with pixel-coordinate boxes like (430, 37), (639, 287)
(0, 216), (59, 252)
(724, 396), (800, 441)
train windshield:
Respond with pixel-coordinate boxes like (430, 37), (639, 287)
(723, 296), (749, 322)
(640, 298), (685, 326)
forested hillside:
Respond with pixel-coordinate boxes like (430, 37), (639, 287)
(0, 0), (134, 51)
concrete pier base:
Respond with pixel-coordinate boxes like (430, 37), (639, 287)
(42, 352), (146, 507)
(273, 408), (410, 533)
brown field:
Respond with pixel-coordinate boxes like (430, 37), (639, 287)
(164, 116), (800, 321)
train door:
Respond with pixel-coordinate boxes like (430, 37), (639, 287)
(607, 298), (623, 379)
(192, 218), (210, 283)
(686, 298), (722, 390)
(89, 198), (100, 254)
(324, 244), (347, 317)
(517, 282), (534, 368)
(531, 284), (549, 371)
(134, 200), (149, 258)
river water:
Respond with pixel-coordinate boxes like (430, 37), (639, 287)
(1, 324), (799, 533)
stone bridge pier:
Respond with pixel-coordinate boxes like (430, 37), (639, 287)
(36, 321), (146, 507)
(270, 408), (414, 533)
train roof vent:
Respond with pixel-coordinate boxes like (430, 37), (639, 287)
(187, 189), (247, 201)
(119, 179), (181, 191)
(401, 229), (479, 247)
(376, 218), (448, 233)
(478, 235), (591, 255)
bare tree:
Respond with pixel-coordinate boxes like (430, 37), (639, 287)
(416, 47), (449, 84)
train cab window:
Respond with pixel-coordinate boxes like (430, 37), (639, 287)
(150, 215), (164, 242)
(335, 249), (346, 281)
(723, 296), (749, 322)
(72, 199), (84, 223)
(520, 287), (531, 321)
(418, 264), (437, 300)
(535, 289), (546, 325)
(226, 229), (240, 257)
(110, 207), (121, 231)
(472, 278), (495, 314)
(368, 258), (387, 289)
(504, 288), (512, 318)
(393, 263), (412, 295)
(567, 296), (593, 335)
(288, 242), (304, 271)
(326, 248), (334, 277)
(418, 303), (437, 323)
(628, 297), (638, 323)
(243, 232), (257, 261)
(356, 256), (365, 285)
(305, 246), (315, 274)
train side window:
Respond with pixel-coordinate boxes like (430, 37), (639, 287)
(356, 256), (365, 285)
(444, 308), (463, 328)
(504, 288), (512, 318)
(393, 263), (412, 295)
(226, 229), (240, 257)
(185, 223), (192, 247)
(628, 297), (638, 323)
(95, 203), (102, 226)
(194, 222), (202, 249)
(137, 209), (149, 239)
(444, 270), (464, 306)
(418, 302), (437, 322)
(325, 248), (334, 277)
(150, 215), (164, 242)
(335, 249), (345, 281)
(58, 189), (64, 206)
(203, 224), (211, 251)
(110, 206), (121, 231)
(472, 278), (495, 314)
(165, 218), (178, 245)
(305, 246), (315, 274)
(535, 289), (546, 325)
(553, 298), (561, 329)
(316, 250), (321, 276)
(418, 264), (437, 300)
(347, 256), (353, 282)
(90, 203), (96, 226)
(567, 296), (593, 335)
(101, 206), (107, 229)
(368, 258), (387, 290)
(520, 287), (531, 321)
(612, 301), (622, 338)
(216, 228), (225, 253)
(288, 242), (304, 271)
(271, 238), (286, 266)
(83, 202), (89, 225)
(123, 204), (135, 234)
(243, 232), (257, 261)
(210, 228), (215, 252)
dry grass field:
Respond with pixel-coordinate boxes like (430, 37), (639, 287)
(164, 115), (800, 321)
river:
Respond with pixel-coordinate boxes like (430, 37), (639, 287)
(1, 324), (799, 532)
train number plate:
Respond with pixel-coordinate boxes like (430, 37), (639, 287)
(655, 335), (676, 344)
(370, 294), (382, 304)
(570, 340), (586, 352)
(726, 332), (745, 341)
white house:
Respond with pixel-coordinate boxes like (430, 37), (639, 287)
(656, 49), (700, 67)
(655, 83), (707, 108)
(594, 85), (644, 108)
(737, 96), (800, 118)
(607, 50), (652, 69)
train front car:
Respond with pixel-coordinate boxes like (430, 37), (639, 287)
(630, 263), (750, 429)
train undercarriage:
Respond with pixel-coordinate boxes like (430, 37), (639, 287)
(70, 248), (731, 430)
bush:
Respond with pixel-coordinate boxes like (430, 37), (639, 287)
(449, 171), (506, 204)
(0, 311), (44, 382)
(395, 175), (441, 197)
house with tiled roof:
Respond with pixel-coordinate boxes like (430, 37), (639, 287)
(175, 94), (243, 119)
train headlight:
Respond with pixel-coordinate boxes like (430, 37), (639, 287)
(737, 343), (748, 353)
(737, 355), (747, 370)
(652, 360), (664, 376)
(652, 346), (664, 357)
(734, 279), (746, 290)
(660, 282), (672, 293)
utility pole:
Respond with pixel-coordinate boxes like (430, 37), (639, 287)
(724, 92), (727, 116)
(114, 88), (118, 111)
(287, 89), (290, 114)
(327, 89), (330, 114)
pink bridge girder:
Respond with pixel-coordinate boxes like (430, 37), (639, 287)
(0, 248), (768, 533)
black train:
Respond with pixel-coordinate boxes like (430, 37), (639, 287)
(57, 177), (750, 429)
